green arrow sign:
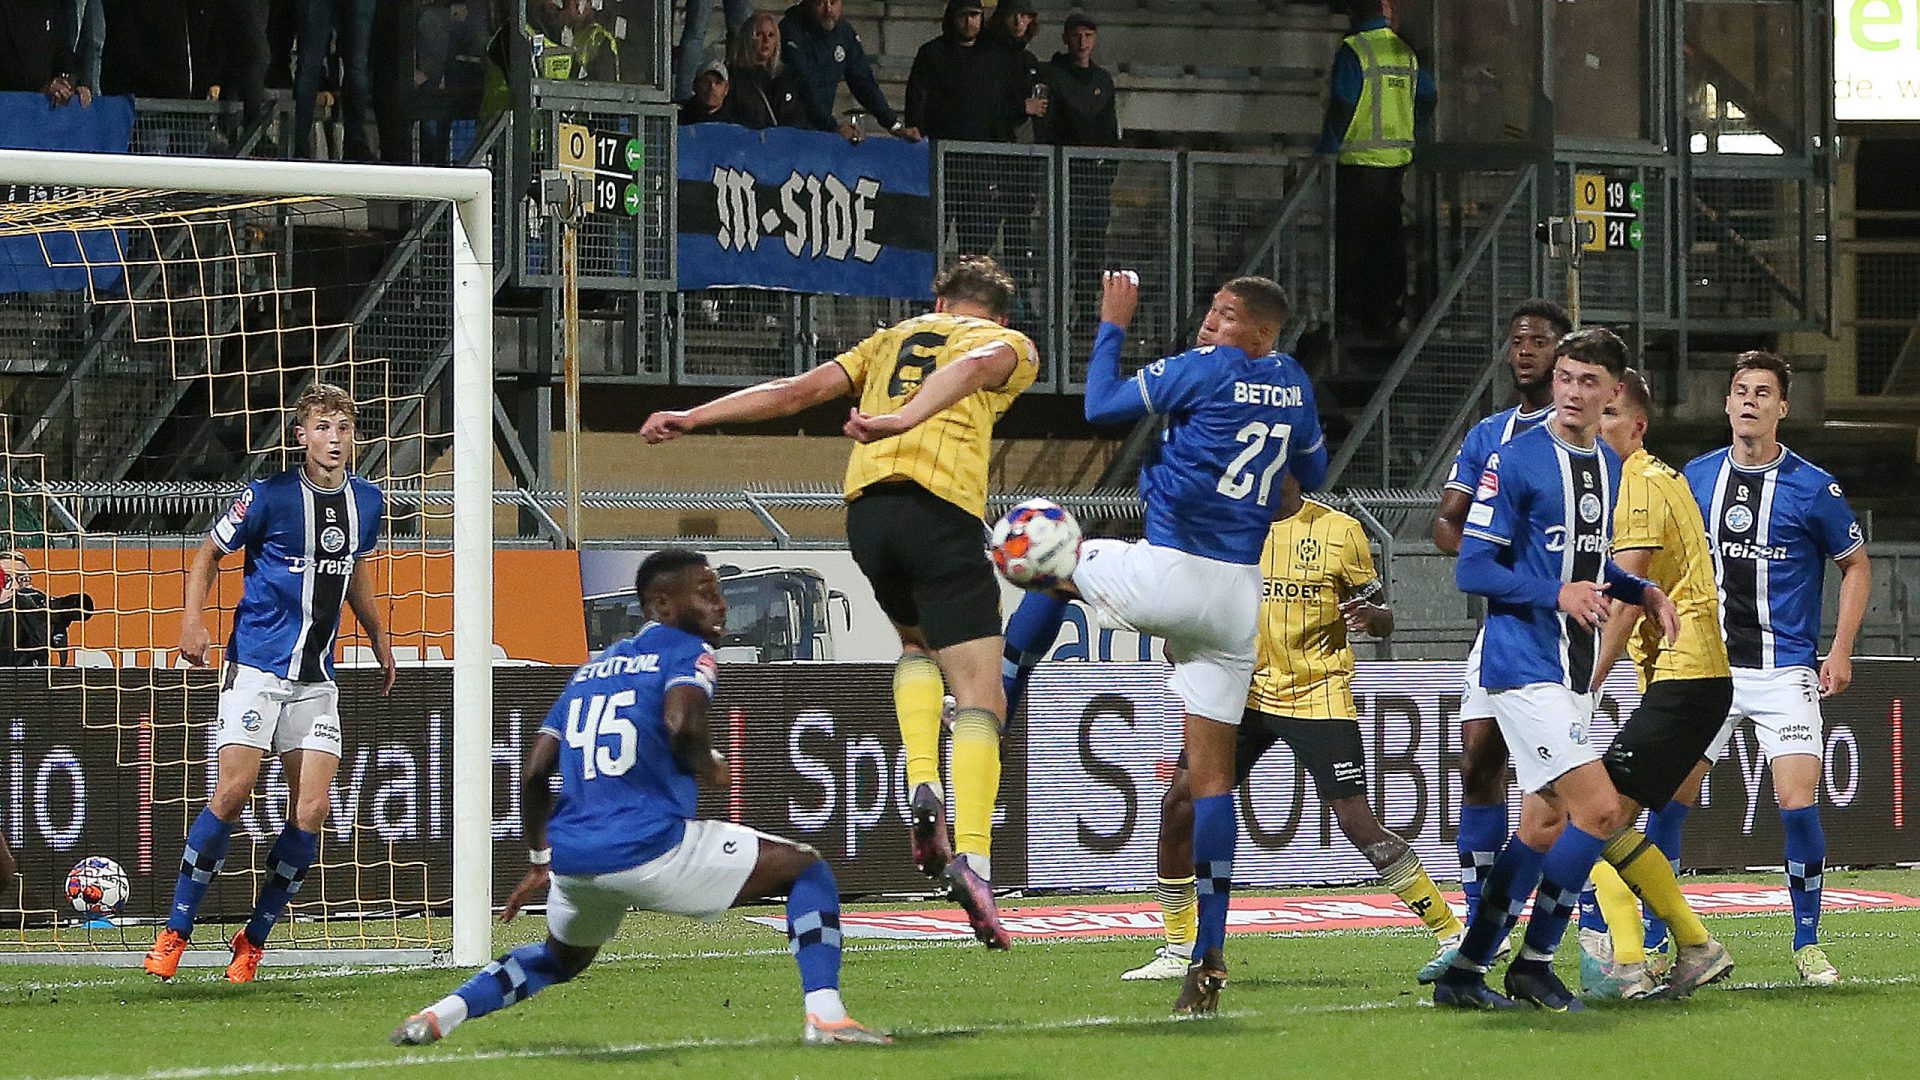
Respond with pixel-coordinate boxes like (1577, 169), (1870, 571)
(1628, 220), (1644, 250)
(625, 138), (643, 173)
(1628, 181), (1644, 212)
(623, 182), (641, 217)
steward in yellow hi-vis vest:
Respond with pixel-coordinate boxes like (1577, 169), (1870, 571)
(639, 257), (1036, 944)
(1337, 25), (1417, 168)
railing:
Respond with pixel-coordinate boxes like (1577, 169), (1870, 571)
(1327, 166), (1541, 488)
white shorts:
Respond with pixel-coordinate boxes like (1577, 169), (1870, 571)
(1704, 666), (1823, 764)
(1461, 629), (1494, 722)
(1489, 682), (1600, 794)
(1072, 539), (1260, 724)
(216, 664), (342, 757)
(546, 820), (764, 947)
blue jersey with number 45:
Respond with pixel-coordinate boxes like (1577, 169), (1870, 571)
(1131, 345), (1327, 564)
(539, 622), (719, 876)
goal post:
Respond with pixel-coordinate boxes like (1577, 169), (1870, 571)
(0, 149), (494, 967)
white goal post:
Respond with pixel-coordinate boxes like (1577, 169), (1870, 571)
(0, 148), (494, 967)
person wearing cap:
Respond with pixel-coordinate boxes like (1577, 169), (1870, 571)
(679, 58), (733, 124)
(907, 1), (1028, 142)
(1042, 11), (1120, 318)
(780, 0), (920, 142)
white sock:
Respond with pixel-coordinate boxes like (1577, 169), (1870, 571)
(963, 852), (991, 882)
(804, 988), (847, 1023)
(428, 993), (469, 1033)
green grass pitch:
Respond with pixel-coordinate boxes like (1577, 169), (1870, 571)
(4, 870), (1918, 1080)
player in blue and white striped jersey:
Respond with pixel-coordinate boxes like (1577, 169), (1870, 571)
(1435, 329), (1730, 1011)
(1429, 298), (1568, 952)
(145, 383), (396, 984)
(1678, 351), (1872, 986)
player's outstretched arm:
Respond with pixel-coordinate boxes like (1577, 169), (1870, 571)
(1454, 535), (1562, 610)
(843, 342), (1018, 443)
(502, 731), (560, 923)
(1083, 272), (1149, 425)
(178, 535), (226, 667)
(1823, 547), (1871, 698)
(345, 560), (397, 696)
(1591, 547), (1653, 690)
(640, 362), (853, 443)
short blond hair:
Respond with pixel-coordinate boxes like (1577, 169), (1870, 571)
(293, 381), (357, 427)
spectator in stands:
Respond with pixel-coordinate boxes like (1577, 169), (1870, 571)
(908, 2), (997, 141)
(47, 0), (106, 106)
(100, 1), (193, 102)
(983, 0), (1047, 139)
(779, 0), (918, 143)
(294, 0), (377, 160)
(1040, 12), (1115, 147)
(187, 3), (273, 153)
(1042, 12), (1119, 318)
(678, 58), (730, 124)
(676, 0), (751, 101)
(724, 11), (805, 129)
(1318, 0), (1434, 342)
(0, 551), (95, 667)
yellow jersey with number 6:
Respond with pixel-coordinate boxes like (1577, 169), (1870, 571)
(832, 312), (1039, 519)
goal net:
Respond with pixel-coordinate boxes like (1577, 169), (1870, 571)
(0, 149), (493, 966)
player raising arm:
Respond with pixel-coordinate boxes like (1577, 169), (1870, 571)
(145, 383), (394, 984)
(643, 257), (1039, 948)
(393, 549), (887, 1047)
(992, 271), (1326, 1015)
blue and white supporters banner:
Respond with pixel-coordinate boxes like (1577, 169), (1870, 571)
(676, 123), (936, 299)
(0, 92), (136, 295)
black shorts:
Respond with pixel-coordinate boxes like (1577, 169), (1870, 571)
(1179, 709), (1370, 801)
(845, 481), (1001, 650)
(1603, 676), (1734, 811)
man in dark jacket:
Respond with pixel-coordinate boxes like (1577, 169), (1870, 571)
(906, 0), (1021, 141)
(779, 0), (918, 142)
(1042, 12), (1120, 316)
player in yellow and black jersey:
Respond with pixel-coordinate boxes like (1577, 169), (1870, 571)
(1572, 367), (1735, 998)
(1118, 478), (1468, 981)
(641, 257), (1038, 949)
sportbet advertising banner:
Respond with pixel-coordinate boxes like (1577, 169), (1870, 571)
(676, 123), (937, 298)
(1, 661), (1914, 925)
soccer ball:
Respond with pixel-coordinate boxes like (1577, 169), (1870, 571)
(990, 499), (1082, 590)
(65, 856), (129, 916)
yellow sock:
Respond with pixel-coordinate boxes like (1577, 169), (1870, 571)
(1591, 860), (1645, 965)
(949, 707), (1003, 862)
(1604, 828), (1709, 948)
(893, 655), (945, 791)
(1380, 851), (1465, 941)
(1158, 875), (1198, 957)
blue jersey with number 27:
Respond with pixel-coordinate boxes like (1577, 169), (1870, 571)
(1130, 344), (1327, 565)
(538, 622), (719, 876)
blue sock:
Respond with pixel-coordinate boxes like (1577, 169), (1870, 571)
(1577, 882), (1608, 934)
(1781, 805), (1826, 950)
(1457, 803), (1507, 926)
(1643, 801), (1689, 949)
(785, 860), (843, 993)
(243, 825), (319, 946)
(166, 808), (235, 936)
(1191, 793), (1237, 962)
(1453, 833), (1545, 971)
(1521, 825), (1607, 961)
(453, 941), (574, 1021)
(1002, 592), (1069, 714)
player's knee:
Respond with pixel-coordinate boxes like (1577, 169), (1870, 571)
(293, 797), (330, 832)
(208, 780), (253, 820)
(1161, 777), (1194, 829)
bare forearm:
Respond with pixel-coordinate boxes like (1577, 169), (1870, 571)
(522, 778), (553, 850)
(688, 380), (809, 429)
(346, 577), (390, 653)
(1831, 561), (1871, 656)
(182, 545), (221, 622)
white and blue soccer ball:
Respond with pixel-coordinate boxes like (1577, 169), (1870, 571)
(65, 855), (129, 916)
(990, 499), (1082, 590)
